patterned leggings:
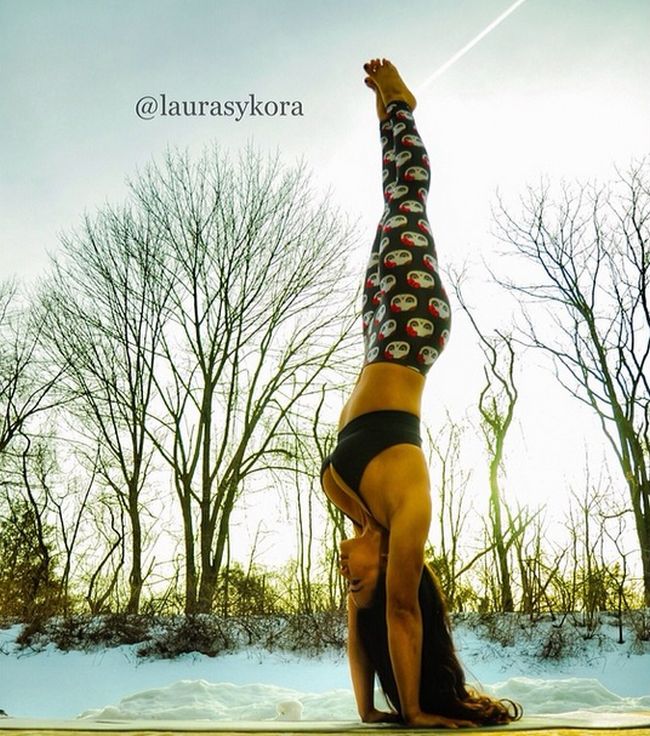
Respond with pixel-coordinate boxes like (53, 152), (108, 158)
(362, 101), (451, 375)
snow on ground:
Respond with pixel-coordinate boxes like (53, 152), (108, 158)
(1, 617), (649, 721)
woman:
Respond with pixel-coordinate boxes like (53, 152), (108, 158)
(320, 59), (520, 728)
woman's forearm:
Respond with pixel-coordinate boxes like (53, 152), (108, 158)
(384, 500), (430, 722)
(347, 598), (376, 719)
(387, 604), (423, 721)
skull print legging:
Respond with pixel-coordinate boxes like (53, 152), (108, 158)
(362, 101), (451, 375)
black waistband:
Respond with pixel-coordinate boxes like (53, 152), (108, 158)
(338, 410), (421, 441)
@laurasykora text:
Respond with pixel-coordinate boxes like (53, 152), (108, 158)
(135, 93), (304, 121)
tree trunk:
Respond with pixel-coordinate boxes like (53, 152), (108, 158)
(489, 444), (514, 612)
(180, 485), (198, 614)
(630, 476), (650, 607)
(126, 477), (143, 614)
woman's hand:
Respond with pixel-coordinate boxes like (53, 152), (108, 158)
(361, 707), (401, 724)
(405, 711), (477, 729)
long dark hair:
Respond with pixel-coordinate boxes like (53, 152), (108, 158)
(356, 565), (521, 725)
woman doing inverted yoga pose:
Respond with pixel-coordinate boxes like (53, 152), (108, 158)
(320, 59), (520, 728)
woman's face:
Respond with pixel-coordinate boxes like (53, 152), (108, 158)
(339, 526), (386, 608)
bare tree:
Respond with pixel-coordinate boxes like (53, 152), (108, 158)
(38, 204), (169, 614)
(426, 416), (488, 611)
(564, 463), (614, 632)
(601, 505), (634, 643)
(84, 492), (127, 614)
(130, 146), (356, 613)
(282, 387), (357, 613)
(0, 436), (63, 620)
(0, 280), (62, 458)
(48, 445), (100, 613)
(311, 389), (350, 610)
(507, 503), (552, 617)
(453, 283), (519, 612)
(292, 452), (317, 614)
(0, 279), (70, 620)
(495, 161), (650, 604)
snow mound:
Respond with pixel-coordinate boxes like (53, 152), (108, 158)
(78, 677), (650, 721)
(487, 677), (650, 714)
(78, 681), (357, 721)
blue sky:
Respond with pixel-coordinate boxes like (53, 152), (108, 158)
(1, 0), (650, 565)
(1, 0), (649, 276)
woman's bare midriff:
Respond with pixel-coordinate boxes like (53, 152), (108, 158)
(338, 362), (425, 430)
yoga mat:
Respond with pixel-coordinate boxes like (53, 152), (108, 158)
(2, 712), (650, 734)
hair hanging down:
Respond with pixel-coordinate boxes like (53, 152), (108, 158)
(356, 565), (522, 725)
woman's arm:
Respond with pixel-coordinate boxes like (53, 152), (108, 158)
(385, 504), (477, 729)
(385, 502), (429, 723)
(347, 596), (376, 719)
(347, 596), (399, 722)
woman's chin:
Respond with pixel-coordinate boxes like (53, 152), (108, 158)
(351, 583), (378, 609)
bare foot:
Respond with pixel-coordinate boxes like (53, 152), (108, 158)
(363, 58), (417, 111)
(364, 74), (389, 121)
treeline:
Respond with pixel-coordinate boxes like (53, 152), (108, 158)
(1, 148), (649, 625)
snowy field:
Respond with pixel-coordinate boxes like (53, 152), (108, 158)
(1, 617), (649, 721)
